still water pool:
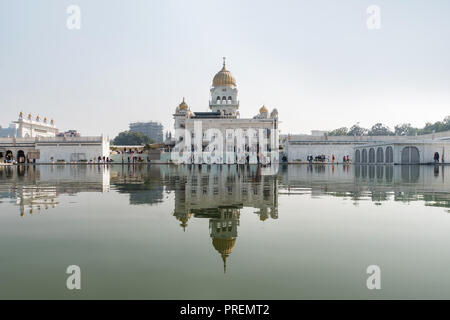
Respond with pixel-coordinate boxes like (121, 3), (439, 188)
(0, 164), (449, 299)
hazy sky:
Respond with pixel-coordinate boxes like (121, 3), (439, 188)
(1, 0), (449, 137)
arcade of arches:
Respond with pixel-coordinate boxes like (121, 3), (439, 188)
(355, 146), (414, 164)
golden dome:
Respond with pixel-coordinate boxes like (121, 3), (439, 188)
(43, 117), (48, 123)
(259, 105), (268, 114)
(36, 115), (41, 121)
(178, 97), (189, 111)
(19, 111), (24, 118)
(212, 58), (236, 87)
(28, 113), (32, 119)
(212, 237), (236, 273)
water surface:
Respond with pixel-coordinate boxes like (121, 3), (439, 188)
(0, 164), (449, 299)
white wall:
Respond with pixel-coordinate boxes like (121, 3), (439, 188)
(35, 137), (109, 163)
(287, 143), (355, 163)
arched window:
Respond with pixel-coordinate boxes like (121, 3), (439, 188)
(401, 146), (420, 164)
(369, 148), (375, 163)
(228, 96), (232, 104)
(385, 146), (393, 163)
(17, 150), (26, 163)
(355, 150), (361, 163)
(5, 150), (13, 161)
(362, 149), (368, 163)
(216, 96), (221, 105)
(222, 96), (227, 103)
(376, 147), (384, 163)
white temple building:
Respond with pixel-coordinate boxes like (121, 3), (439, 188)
(14, 112), (58, 138)
(171, 59), (279, 164)
(0, 112), (109, 164)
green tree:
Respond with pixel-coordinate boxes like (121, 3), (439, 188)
(327, 127), (348, 136)
(112, 131), (154, 146)
(368, 123), (394, 136)
(394, 123), (419, 136)
(347, 123), (368, 136)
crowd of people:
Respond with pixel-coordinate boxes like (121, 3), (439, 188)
(306, 154), (351, 164)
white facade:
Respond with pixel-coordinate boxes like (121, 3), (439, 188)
(0, 136), (110, 164)
(284, 131), (450, 164)
(172, 60), (279, 164)
(35, 136), (110, 163)
(0, 113), (109, 164)
(14, 112), (58, 138)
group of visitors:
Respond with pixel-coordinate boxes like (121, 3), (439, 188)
(116, 149), (145, 155)
(92, 156), (111, 163)
(123, 155), (150, 163)
(306, 154), (351, 164)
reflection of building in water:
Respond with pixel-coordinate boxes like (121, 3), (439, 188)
(280, 164), (450, 210)
(0, 165), (110, 216)
(172, 165), (279, 272)
(210, 207), (239, 273)
(15, 186), (58, 216)
(110, 165), (165, 205)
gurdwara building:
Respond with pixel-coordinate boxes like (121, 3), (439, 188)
(171, 59), (279, 165)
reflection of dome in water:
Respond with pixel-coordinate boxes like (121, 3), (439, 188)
(176, 212), (192, 232)
(212, 237), (236, 273)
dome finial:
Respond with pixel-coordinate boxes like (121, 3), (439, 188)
(223, 57), (226, 69)
(222, 254), (228, 274)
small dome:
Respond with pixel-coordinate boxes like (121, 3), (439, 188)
(178, 97), (189, 111)
(28, 113), (32, 119)
(36, 115), (41, 121)
(212, 58), (236, 87)
(270, 108), (278, 118)
(259, 105), (268, 114)
(43, 117), (48, 123)
(19, 111), (24, 118)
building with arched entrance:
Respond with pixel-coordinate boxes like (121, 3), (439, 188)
(284, 130), (450, 164)
(0, 113), (110, 164)
(354, 140), (450, 165)
(170, 59), (279, 165)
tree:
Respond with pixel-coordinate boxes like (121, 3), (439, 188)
(394, 123), (419, 136)
(347, 123), (368, 136)
(368, 123), (394, 136)
(327, 127), (348, 136)
(444, 116), (450, 125)
(112, 131), (154, 146)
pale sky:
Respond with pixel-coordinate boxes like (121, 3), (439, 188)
(1, 0), (449, 137)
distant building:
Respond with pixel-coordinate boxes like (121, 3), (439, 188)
(129, 121), (163, 143)
(311, 130), (327, 137)
(0, 123), (18, 137)
(56, 130), (80, 138)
